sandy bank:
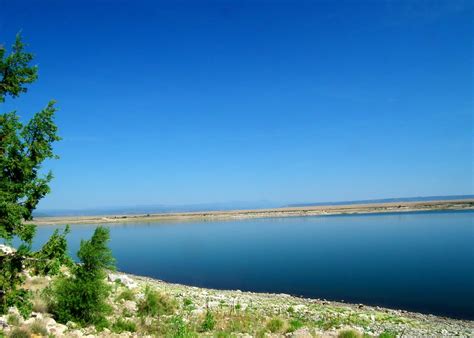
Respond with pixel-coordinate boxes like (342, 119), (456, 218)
(30, 199), (474, 226)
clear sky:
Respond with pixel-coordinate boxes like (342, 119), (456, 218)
(1, 0), (473, 210)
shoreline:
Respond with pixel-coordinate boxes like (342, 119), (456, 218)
(30, 199), (474, 225)
(123, 271), (474, 323)
(112, 271), (474, 336)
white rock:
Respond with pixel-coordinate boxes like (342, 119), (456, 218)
(108, 273), (138, 289)
(0, 244), (16, 255)
(191, 308), (205, 316)
(123, 300), (137, 312)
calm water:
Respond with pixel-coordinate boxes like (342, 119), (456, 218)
(32, 210), (474, 319)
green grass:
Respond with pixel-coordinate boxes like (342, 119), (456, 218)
(30, 320), (48, 336)
(200, 311), (216, 332)
(266, 318), (284, 333)
(137, 285), (176, 317)
(111, 318), (137, 333)
(379, 330), (398, 338)
(338, 329), (361, 338)
(287, 318), (304, 333)
(9, 328), (30, 338)
(116, 288), (135, 302)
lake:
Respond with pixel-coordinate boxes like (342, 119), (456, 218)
(32, 210), (474, 320)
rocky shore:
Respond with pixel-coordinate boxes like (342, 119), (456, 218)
(1, 271), (473, 337)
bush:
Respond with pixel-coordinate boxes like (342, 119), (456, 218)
(116, 289), (135, 302)
(200, 311), (216, 332)
(287, 318), (304, 333)
(32, 225), (73, 276)
(48, 226), (114, 326)
(7, 313), (20, 325)
(111, 318), (136, 333)
(266, 318), (284, 333)
(338, 329), (361, 338)
(30, 319), (48, 336)
(137, 285), (176, 317)
(379, 330), (397, 338)
(8, 328), (30, 338)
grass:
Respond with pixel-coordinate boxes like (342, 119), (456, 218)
(200, 311), (216, 332)
(379, 330), (398, 338)
(338, 329), (361, 338)
(116, 288), (135, 302)
(137, 285), (176, 317)
(8, 328), (30, 338)
(287, 318), (304, 333)
(111, 318), (137, 333)
(266, 318), (284, 333)
(29, 319), (48, 336)
(7, 314), (21, 326)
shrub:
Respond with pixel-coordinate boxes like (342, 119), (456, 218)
(8, 328), (30, 338)
(116, 289), (135, 302)
(379, 330), (397, 338)
(7, 313), (20, 325)
(30, 319), (48, 336)
(32, 226), (73, 276)
(287, 319), (304, 333)
(168, 316), (195, 338)
(200, 311), (216, 332)
(48, 226), (114, 326)
(266, 318), (284, 333)
(338, 329), (361, 338)
(111, 318), (136, 333)
(137, 285), (176, 317)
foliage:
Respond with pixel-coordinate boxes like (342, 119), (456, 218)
(200, 310), (216, 332)
(48, 226), (114, 326)
(29, 319), (48, 336)
(167, 316), (195, 338)
(379, 330), (397, 338)
(266, 317), (284, 333)
(287, 318), (304, 333)
(137, 285), (176, 317)
(31, 225), (73, 276)
(0, 33), (60, 316)
(8, 328), (30, 338)
(6, 313), (20, 325)
(111, 318), (136, 333)
(116, 288), (135, 302)
(338, 329), (361, 338)
(0, 33), (38, 102)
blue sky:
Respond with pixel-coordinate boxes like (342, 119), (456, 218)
(1, 0), (472, 210)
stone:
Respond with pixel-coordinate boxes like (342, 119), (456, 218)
(123, 300), (137, 312)
(290, 328), (313, 337)
(0, 244), (16, 255)
(108, 273), (138, 289)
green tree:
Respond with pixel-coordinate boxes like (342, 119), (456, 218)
(0, 33), (61, 315)
(49, 226), (115, 326)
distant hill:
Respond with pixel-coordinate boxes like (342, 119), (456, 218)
(284, 195), (474, 208)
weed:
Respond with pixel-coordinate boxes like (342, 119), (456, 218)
(30, 319), (48, 336)
(137, 285), (176, 317)
(116, 289), (135, 302)
(201, 311), (216, 331)
(266, 318), (284, 333)
(338, 329), (361, 338)
(111, 318), (137, 333)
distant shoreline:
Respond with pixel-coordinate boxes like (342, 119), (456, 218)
(29, 199), (474, 225)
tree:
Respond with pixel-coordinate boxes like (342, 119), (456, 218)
(49, 226), (115, 326)
(0, 33), (61, 315)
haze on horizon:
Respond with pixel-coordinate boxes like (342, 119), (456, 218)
(1, 0), (472, 210)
